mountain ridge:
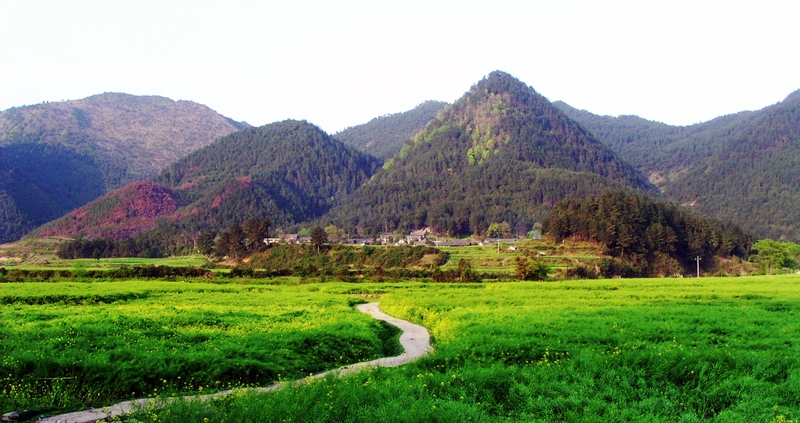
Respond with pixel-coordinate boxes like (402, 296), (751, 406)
(18, 73), (800, 249)
(335, 100), (447, 160)
(0, 93), (245, 243)
(556, 90), (800, 240)
(37, 120), (381, 245)
(324, 71), (654, 236)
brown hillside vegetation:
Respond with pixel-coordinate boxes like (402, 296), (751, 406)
(39, 182), (180, 240)
(0, 93), (246, 183)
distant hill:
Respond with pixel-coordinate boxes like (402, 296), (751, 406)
(0, 93), (245, 243)
(38, 120), (381, 244)
(556, 90), (800, 241)
(325, 71), (654, 236)
(335, 101), (447, 160)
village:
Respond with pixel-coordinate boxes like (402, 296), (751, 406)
(265, 227), (525, 248)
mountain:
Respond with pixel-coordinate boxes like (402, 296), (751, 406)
(335, 101), (447, 160)
(556, 90), (800, 241)
(38, 120), (381, 244)
(325, 71), (654, 236)
(0, 93), (246, 243)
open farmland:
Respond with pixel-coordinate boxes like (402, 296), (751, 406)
(0, 281), (400, 416)
(2, 275), (799, 422)
(438, 239), (607, 275)
(5, 255), (212, 271)
(128, 276), (799, 422)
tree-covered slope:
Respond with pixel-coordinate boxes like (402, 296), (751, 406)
(0, 93), (245, 243)
(325, 71), (654, 236)
(38, 181), (181, 240)
(0, 150), (59, 241)
(544, 191), (754, 277)
(556, 90), (800, 241)
(37, 120), (381, 241)
(334, 100), (446, 160)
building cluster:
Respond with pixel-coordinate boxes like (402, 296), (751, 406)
(265, 228), (520, 248)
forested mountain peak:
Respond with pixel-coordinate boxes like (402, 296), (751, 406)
(39, 119), (381, 244)
(158, 119), (380, 198)
(784, 89), (800, 103)
(325, 71), (653, 236)
(392, 70), (650, 188)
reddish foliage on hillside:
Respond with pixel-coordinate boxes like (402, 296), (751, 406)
(40, 181), (180, 240)
(210, 177), (254, 208)
(175, 175), (206, 190)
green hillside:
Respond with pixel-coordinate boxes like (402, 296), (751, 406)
(556, 90), (800, 240)
(325, 71), (654, 236)
(38, 120), (381, 252)
(335, 100), (446, 160)
(156, 119), (381, 228)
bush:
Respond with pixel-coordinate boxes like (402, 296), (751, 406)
(515, 257), (551, 281)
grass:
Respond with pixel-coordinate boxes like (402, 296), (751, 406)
(3, 275), (799, 421)
(0, 281), (398, 415)
(439, 239), (607, 274)
(126, 275), (799, 422)
(439, 245), (523, 273)
(7, 255), (212, 271)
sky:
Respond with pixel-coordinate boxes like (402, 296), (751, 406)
(2, 0), (799, 133)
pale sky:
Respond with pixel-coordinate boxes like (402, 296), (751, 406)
(2, 0), (798, 133)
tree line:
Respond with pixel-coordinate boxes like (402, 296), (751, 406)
(56, 217), (274, 260)
(543, 191), (754, 276)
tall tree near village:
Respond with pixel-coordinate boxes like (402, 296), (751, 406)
(310, 226), (328, 253)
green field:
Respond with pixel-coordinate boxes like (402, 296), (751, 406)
(0, 281), (400, 415)
(439, 240), (607, 275)
(7, 254), (213, 271)
(439, 245), (523, 273)
(3, 276), (799, 422)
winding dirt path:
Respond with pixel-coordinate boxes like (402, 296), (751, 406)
(30, 303), (431, 423)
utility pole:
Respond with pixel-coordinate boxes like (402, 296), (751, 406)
(695, 256), (701, 278)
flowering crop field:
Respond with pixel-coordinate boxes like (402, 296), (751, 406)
(0, 281), (398, 415)
(129, 275), (800, 422)
(11, 255), (212, 271)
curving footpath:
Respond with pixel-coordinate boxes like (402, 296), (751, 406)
(29, 303), (431, 423)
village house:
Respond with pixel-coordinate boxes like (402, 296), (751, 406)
(400, 229), (430, 246)
(264, 237), (281, 245)
(346, 238), (374, 245)
(480, 238), (519, 246)
(435, 239), (473, 247)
